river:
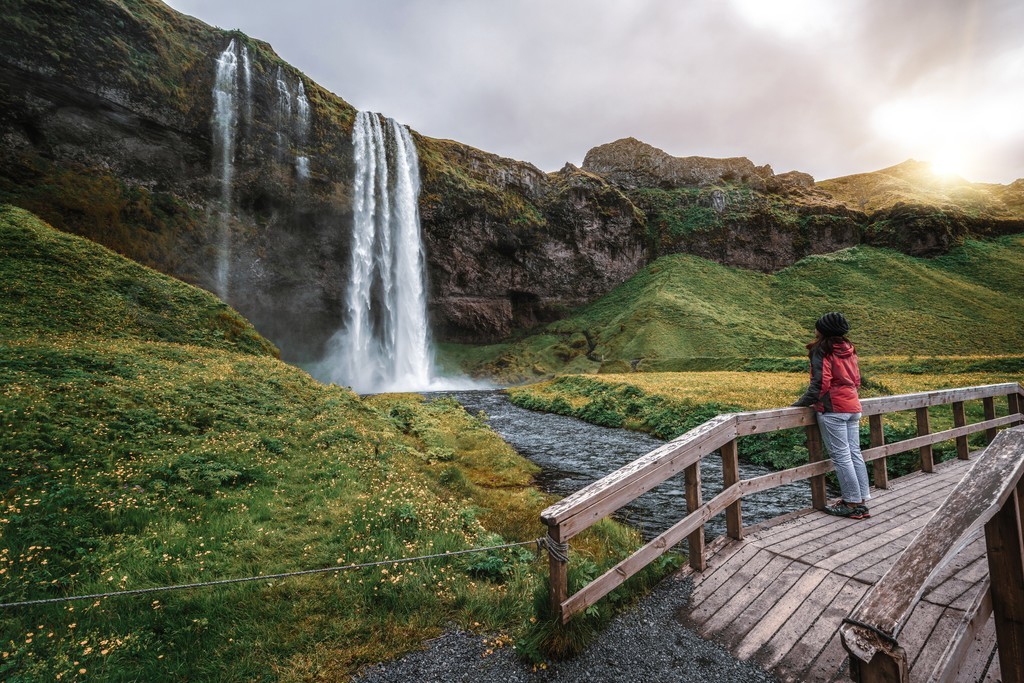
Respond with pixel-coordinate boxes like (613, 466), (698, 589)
(428, 389), (811, 541)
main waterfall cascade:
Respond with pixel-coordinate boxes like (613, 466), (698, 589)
(314, 112), (436, 394)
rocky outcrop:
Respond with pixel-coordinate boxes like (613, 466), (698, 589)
(583, 137), (774, 191)
(419, 143), (646, 341)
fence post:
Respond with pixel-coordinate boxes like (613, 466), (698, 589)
(721, 438), (743, 540)
(952, 401), (970, 460)
(806, 424), (827, 510)
(547, 525), (568, 622)
(869, 414), (888, 489)
(983, 484), (1024, 682)
(915, 407), (934, 473)
(848, 647), (909, 683)
(1010, 392), (1022, 425)
(685, 462), (706, 571)
(983, 397), (997, 443)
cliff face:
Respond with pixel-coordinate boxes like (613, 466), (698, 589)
(0, 0), (647, 350)
(2, 1), (1022, 357)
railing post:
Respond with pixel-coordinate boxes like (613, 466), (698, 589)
(1011, 392), (1023, 425)
(952, 401), (970, 460)
(983, 483), (1024, 682)
(869, 414), (888, 489)
(806, 423), (827, 510)
(983, 397), (997, 443)
(547, 525), (568, 622)
(721, 438), (743, 540)
(915, 407), (934, 473)
(848, 646), (909, 683)
(684, 462), (706, 571)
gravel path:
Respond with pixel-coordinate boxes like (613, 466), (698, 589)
(354, 574), (777, 683)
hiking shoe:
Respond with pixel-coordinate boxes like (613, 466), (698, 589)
(824, 502), (859, 518)
(851, 505), (871, 519)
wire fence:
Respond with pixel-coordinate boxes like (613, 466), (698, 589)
(1, 536), (561, 610)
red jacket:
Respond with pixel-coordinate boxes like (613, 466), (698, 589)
(792, 341), (862, 413)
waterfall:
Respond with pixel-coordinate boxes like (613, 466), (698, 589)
(274, 67), (292, 161)
(314, 111), (434, 393)
(211, 39), (240, 300)
(240, 46), (252, 130)
(294, 80), (310, 179)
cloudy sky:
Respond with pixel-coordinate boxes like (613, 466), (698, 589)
(165, 0), (1024, 183)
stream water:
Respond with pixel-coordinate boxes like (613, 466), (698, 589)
(429, 389), (811, 541)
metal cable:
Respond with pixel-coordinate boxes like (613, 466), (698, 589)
(840, 617), (900, 648)
(0, 538), (542, 610)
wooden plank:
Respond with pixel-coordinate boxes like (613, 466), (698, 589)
(776, 579), (866, 682)
(759, 570), (848, 670)
(871, 414), (889, 489)
(685, 461), (705, 571)
(984, 484), (1024, 683)
(983, 397), (997, 444)
(806, 423), (828, 510)
(905, 602), (958, 671)
(738, 458), (834, 497)
(733, 563), (827, 659)
(860, 383), (1021, 417)
(952, 401), (970, 461)
(700, 554), (794, 637)
(734, 407), (817, 435)
(917, 406), (935, 473)
(859, 414), (1020, 463)
(721, 439), (743, 539)
(560, 486), (740, 620)
(1010, 392), (1023, 425)
(840, 427), (1024, 668)
(541, 414), (738, 536)
(933, 581), (992, 683)
(684, 540), (765, 610)
(898, 600), (952, 671)
(953, 611), (997, 683)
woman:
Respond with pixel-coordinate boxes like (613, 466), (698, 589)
(792, 312), (871, 519)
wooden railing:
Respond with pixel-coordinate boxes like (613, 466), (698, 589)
(539, 382), (1024, 624)
(840, 424), (1024, 683)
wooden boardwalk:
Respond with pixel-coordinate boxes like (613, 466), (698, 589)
(677, 458), (1001, 682)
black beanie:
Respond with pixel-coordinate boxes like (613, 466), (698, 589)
(815, 312), (850, 337)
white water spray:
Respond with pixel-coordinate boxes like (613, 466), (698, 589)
(240, 45), (253, 129)
(314, 112), (435, 393)
(211, 39), (240, 300)
(294, 80), (311, 179)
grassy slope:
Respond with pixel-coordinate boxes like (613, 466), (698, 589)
(454, 235), (1024, 382)
(817, 160), (1024, 217)
(0, 205), (655, 681)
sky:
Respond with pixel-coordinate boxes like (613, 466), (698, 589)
(164, 0), (1024, 183)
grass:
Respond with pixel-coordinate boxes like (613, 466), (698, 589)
(0, 206), (671, 680)
(456, 235), (1024, 383)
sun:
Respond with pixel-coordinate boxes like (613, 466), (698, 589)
(929, 149), (968, 179)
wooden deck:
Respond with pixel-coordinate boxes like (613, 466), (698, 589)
(677, 458), (1001, 682)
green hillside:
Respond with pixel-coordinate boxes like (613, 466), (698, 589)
(451, 235), (1024, 382)
(0, 206), (653, 680)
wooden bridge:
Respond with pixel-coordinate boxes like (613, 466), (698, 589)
(540, 382), (1024, 682)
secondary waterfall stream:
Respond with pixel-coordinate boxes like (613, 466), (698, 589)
(433, 390), (811, 540)
(211, 39), (245, 300)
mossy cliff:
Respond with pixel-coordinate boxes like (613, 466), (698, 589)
(2, 1), (1023, 358)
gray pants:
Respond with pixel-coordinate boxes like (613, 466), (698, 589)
(817, 412), (871, 504)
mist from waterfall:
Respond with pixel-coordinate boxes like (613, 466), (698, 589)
(313, 112), (438, 393)
(211, 39), (242, 300)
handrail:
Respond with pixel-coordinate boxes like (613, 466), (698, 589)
(839, 425), (1024, 682)
(539, 382), (1024, 623)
